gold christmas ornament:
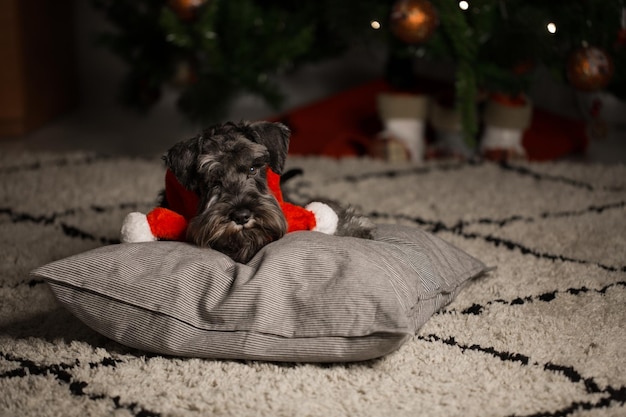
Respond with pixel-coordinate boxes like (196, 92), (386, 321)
(168, 0), (208, 21)
(389, 0), (439, 44)
(566, 46), (614, 92)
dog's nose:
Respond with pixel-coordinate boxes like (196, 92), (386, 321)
(232, 209), (252, 225)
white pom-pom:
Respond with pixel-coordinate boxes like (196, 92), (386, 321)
(120, 212), (157, 243)
(305, 202), (338, 235)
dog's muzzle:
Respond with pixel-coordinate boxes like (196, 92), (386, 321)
(231, 208), (253, 226)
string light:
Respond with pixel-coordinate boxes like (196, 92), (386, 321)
(370, 20), (381, 30)
(547, 22), (557, 34)
(459, 1), (469, 11)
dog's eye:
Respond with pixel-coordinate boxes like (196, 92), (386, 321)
(248, 166), (258, 177)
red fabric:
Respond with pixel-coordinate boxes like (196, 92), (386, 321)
(165, 169), (199, 221)
(146, 207), (188, 241)
(281, 202), (317, 233)
(272, 78), (588, 161)
(266, 167), (283, 202)
(266, 168), (317, 232)
(147, 167), (316, 241)
(522, 109), (588, 161)
(272, 79), (389, 157)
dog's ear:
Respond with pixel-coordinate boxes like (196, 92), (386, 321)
(247, 121), (290, 175)
(163, 136), (201, 191)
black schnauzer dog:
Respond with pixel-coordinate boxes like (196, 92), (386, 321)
(123, 121), (374, 263)
(163, 121), (290, 263)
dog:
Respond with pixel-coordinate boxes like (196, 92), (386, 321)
(160, 120), (375, 262)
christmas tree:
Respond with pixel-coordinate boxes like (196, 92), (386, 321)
(91, 0), (389, 121)
(92, 0), (626, 145)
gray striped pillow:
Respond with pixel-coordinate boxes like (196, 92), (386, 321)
(31, 224), (487, 362)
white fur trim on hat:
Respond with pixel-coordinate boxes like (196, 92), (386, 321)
(305, 202), (338, 235)
(120, 212), (157, 243)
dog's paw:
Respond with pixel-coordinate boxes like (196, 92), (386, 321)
(121, 212), (157, 243)
(306, 202), (338, 235)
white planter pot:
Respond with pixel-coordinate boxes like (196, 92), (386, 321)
(481, 126), (526, 156)
(377, 93), (430, 163)
(481, 96), (533, 158)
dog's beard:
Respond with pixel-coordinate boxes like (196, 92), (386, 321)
(187, 201), (287, 263)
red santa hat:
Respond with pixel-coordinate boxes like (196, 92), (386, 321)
(121, 167), (338, 244)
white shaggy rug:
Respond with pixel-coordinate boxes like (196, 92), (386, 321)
(1, 152), (625, 417)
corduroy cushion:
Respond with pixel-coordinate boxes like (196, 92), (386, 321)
(31, 224), (487, 362)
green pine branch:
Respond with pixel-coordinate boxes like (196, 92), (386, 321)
(91, 0), (625, 128)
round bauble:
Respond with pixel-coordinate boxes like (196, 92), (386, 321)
(168, 0), (208, 21)
(566, 46), (614, 92)
(390, 0), (439, 44)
